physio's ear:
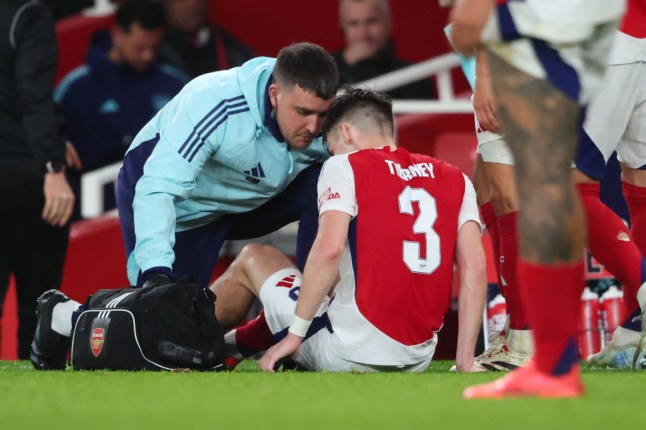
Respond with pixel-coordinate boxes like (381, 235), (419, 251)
(268, 84), (280, 109)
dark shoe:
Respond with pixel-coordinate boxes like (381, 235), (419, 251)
(30, 289), (72, 370)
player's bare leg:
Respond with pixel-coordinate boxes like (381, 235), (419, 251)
(465, 51), (586, 398)
(472, 157), (507, 343)
(474, 160), (533, 370)
(210, 244), (296, 367)
(211, 244), (295, 329)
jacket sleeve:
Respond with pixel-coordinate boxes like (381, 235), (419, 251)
(13, 2), (64, 169)
(132, 83), (231, 273)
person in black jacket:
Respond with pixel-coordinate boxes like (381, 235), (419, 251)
(333, 0), (434, 99)
(0, 0), (74, 359)
(158, 0), (254, 78)
(40, 0), (94, 20)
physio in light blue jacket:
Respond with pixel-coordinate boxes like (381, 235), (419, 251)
(117, 43), (339, 287)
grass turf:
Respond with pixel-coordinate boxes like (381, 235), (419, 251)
(2, 360), (645, 430)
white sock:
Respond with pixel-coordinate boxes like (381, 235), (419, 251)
(224, 329), (243, 360)
(51, 300), (81, 337)
(224, 329), (236, 345)
(507, 329), (534, 355)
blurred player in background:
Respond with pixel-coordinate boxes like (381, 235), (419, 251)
(583, 0), (646, 369)
(446, 0), (646, 372)
(443, 31), (532, 371)
(451, 0), (625, 397)
(213, 88), (487, 373)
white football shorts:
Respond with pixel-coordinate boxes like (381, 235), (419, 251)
(260, 268), (430, 373)
(481, 1), (621, 106)
(582, 33), (646, 170)
(474, 111), (514, 166)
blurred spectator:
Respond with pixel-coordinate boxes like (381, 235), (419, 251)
(55, 0), (188, 219)
(158, 0), (254, 78)
(333, 0), (434, 99)
(0, 0), (74, 359)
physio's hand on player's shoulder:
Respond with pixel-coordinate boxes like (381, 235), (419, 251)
(258, 333), (302, 372)
(42, 172), (75, 227)
(473, 73), (501, 134)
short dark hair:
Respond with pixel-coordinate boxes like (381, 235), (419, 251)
(273, 43), (339, 100)
(322, 87), (394, 139)
(116, 0), (166, 32)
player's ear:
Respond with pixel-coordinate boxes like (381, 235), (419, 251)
(339, 123), (353, 147)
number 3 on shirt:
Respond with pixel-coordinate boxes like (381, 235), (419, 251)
(398, 186), (440, 274)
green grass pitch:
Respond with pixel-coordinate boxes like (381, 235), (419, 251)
(2, 360), (645, 430)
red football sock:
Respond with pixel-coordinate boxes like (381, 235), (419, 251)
(578, 183), (641, 325)
(234, 310), (275, 356)
(498, 211), (527, 329)
(623, 181), (646, 257)
(480, 202), (503, 296)
(518, 260), (584, 375)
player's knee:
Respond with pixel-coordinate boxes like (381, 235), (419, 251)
(490, 188), (518, 214)
(238, 244), (276, 268)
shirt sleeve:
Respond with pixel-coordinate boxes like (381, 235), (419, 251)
(458, 173), (482, 230)
(13, 3), (64, 169)
(317, 155), (357, 217)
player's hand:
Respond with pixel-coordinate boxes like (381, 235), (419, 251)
(141, 270), (174, 289)
(456, 361), (486, 373)
(257, 333), (302, 372)
(65, 141), (82, 170)
(42, 172), (75, 226)
(473, 72), (501, 134)
(450, 0), (493, 54)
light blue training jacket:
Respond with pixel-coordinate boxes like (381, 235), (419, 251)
(125, 57), (329, 275)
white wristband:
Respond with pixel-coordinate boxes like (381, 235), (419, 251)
(288, 315), (312, 338)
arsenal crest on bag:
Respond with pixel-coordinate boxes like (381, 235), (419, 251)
(71, 282), (225, 371)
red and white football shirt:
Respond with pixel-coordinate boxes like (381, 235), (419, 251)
(317, 146), (479, 365)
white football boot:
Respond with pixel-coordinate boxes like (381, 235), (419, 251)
(474, 329), (533, 371)
(450, 316), (510, 372)
(588, 326), (639, 369)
